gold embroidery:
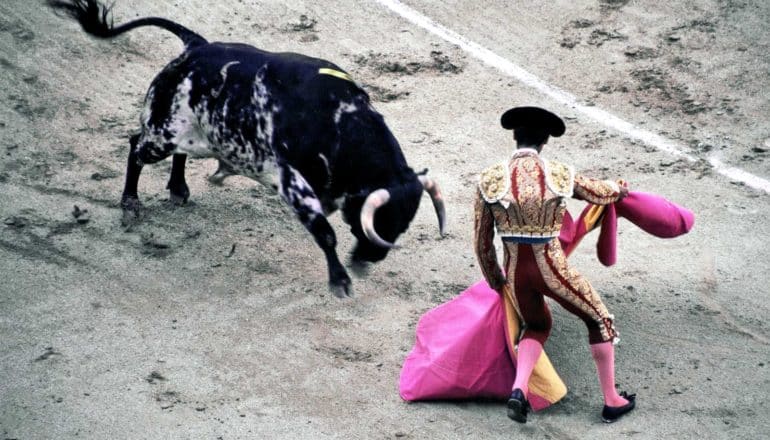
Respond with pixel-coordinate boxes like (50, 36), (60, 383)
(509, 224), (559, 234)
(533, 241), (616, 342)
(478, 162), (509, 203)
(515, 157), (544, 228)
(573, 174), (620, 205)
(482, 155), (568, 237)
(489, 215), (561, 236)
(545, 160), (574, 197)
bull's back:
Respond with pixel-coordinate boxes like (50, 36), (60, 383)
(158, 42), (360, 114)
(147, 42), (364, 149)
(140, 41), (369, 192)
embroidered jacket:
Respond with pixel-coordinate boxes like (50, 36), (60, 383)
(474, 148), (621, 289)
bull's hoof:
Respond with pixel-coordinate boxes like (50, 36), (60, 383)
(207, 173), (227, 186)
(120, 196), (143, 226)
(208, 162), (233, 186)
(329, 277), (354, 298)
(169, 191), (189, 206)
(167, 183), (190, 206)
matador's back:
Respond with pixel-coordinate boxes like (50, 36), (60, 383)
(477, 148), (620, 242)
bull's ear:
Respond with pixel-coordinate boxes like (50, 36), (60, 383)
(387, 179), (422, 202)
(416, 168), (429, 176)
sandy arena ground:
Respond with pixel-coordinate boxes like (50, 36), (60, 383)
(1, 0), (769, 438)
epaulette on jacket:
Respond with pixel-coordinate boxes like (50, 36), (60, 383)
(478, 162), (509, 203)
(544, 159), (575, 198)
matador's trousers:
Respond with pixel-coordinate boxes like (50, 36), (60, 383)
(503, 239), (617, 345)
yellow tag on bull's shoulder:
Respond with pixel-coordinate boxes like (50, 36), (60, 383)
(318, 67), (354, 83)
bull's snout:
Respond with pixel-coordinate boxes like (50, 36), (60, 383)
(351, 240), (390, 264)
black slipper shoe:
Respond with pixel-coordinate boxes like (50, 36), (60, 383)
(601, 391), (636, 423)
(507, 388), (531, 423)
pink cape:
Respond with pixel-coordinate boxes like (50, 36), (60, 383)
(398, 279), (515, 401)
(561, 191), (695, 265)
(399, 191), (694, 408)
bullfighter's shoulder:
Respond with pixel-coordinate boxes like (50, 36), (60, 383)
(478, 161), (510, 203)
(544, 159), (575, 197)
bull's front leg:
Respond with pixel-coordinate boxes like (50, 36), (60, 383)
(277, 163), (353, 298)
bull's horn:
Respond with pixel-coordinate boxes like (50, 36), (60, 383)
(360, 188), (399, 249)
(418, 175), (447, 236)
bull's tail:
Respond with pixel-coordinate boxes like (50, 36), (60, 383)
(48, 0), (208, 49)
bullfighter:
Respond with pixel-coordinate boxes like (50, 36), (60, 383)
(473, 106), (635, 423)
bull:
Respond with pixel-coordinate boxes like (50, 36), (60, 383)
(49, 0), (446, 297)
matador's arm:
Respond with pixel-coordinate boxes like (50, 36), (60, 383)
(573, 174), (627, 205)
(474, 190), (506, 291)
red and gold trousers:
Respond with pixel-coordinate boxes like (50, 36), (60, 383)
(502, 239), (618, 345)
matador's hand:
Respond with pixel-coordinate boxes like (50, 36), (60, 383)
(497, 283), (512, 299)
(491, 276), (508, 296)
(617, 180), (630, 201)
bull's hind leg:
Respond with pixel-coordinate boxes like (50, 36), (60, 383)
(166, 153), (190, 205)
(208, 160), (235, 186)
(121, 134), (145, 224)
(278, 163), (352, 298)
(120, 133), (173, 224)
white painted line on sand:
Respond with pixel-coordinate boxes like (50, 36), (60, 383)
(709, 157), (770, 193)
(373, 0), (770, 194)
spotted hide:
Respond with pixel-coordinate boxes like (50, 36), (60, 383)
(50, 0), (446, 297)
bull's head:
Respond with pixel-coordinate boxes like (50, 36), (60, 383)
(334, 98), (446, 267)
(343, 173), (446, 263)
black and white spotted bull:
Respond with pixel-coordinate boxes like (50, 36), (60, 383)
(50, 0), (446, 297)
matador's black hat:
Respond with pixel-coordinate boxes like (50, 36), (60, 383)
(500, 106), (566, 137)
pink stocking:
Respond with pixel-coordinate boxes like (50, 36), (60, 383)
(590, 342), (629, 407)
(511, 338), (543, 395)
